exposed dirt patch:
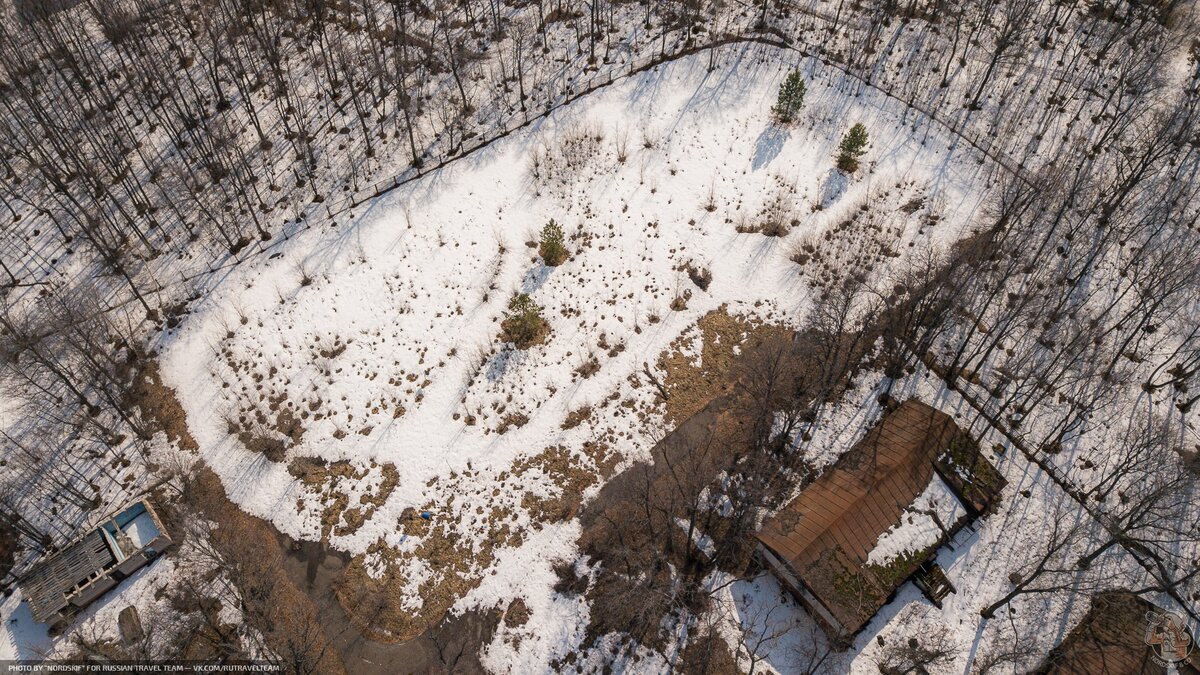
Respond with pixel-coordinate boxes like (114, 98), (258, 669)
(337, 511), (517, 643)
(516, 444), (616, 525)
(289, 458), (399, 538)
(184, 465), (347, 674)
(656, 307), (794, 426)
(561, 404), (593, 430)
(127, 360), (198, 452)
(276, 532), (499, 675)
(574, 356), (601, 379)
(337, 464), (399, 538)
(334, 438), (618, 644)
(496, 412), (530, 435)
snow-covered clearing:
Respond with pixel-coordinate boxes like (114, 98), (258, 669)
(161, 42), (984, 541)
(0, 42), (994, 666)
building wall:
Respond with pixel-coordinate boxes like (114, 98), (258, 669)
(758, 544), (848, 643)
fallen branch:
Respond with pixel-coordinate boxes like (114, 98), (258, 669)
(642, 362), (670, 401)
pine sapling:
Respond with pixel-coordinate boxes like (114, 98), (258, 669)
(836, 123), (870, 173)
(773, 70), (807, 123)
(539, 219), (568, 266)
(502, 293), (547, 347)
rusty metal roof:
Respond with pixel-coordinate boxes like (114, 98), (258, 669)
(755, 399), (969, 634)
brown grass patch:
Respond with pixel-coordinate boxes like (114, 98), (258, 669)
(655, 307), (793, 426)
(336, 463), (399, 537)
(128, 360), (198, 452)
(185, 466), (346, 674)
(561, 404), (593, 430)
(496, 412), (530, 434)
(516, 445), (599, 524)
(504, 598), (531, 628)
(575, 356), (601, 379)
(288, 459), (399, 538)
(337, 510), (519, 643)
(670, 289), (692, 311)
(334, 439), (616, 643)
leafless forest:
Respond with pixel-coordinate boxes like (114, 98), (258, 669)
(1, 0), (1198, 671)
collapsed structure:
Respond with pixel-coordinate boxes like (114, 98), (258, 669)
(19, 498), (172, 626)
(755, 399), (1005, 641)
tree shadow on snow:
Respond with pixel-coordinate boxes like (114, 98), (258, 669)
(486, 345), (528, 382)
(752, 124), (790, 171)
(818, 168), (850, 208)
(521, 264), (552, 294)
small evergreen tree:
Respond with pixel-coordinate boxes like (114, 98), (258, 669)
(773, 70), (807, 123)
(539, 219), (568, 266)
(502, 293), (546, 347)
(836, 123), (869, 173)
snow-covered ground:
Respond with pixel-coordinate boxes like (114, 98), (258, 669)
(159, 42), (985, 545)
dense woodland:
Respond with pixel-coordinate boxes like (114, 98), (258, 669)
(0, 0), (1198, 671)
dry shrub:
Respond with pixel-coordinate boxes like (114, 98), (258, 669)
(562, 405), (594, 430)
(686, 262), (712, 291)
(496, 412), (530, 434)
(789, 238), (819, 266)
(670, 289), (692, 311)
(759, 183), (797, 237)
(529, 122), (604, 192)
(575, 356), (601, 379)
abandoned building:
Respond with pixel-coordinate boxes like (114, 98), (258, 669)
(755, 399), (1006, 642)
(19, 498), (172, 626)
(1035, 590), (1200, 674)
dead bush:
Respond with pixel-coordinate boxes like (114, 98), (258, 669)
(561, 405), (593, 430)
(686, 262), (712, 291)
(575, 356), (601, 379)
(789, 239), (818, 266)
(759, 183), (797, 237)
(670, 289), (692, 311)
